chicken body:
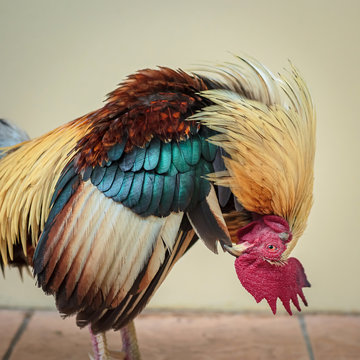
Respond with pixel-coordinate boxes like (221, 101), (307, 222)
(0, 57), (315, 359)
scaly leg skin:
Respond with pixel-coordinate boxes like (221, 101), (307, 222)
(88, 325), (112, 360)
(109, 321), (141, 360)
(88, 321), (141, 360)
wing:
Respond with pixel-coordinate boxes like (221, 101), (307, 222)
(33, 67), (231, 332)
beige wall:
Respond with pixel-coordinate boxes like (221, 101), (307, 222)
(0, 0), (359, 313)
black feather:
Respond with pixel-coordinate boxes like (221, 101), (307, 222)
(187, 197), (231, 254)
(213, 149), (231, 207)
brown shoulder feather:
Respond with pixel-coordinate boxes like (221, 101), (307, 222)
(75, 68), (209, 170)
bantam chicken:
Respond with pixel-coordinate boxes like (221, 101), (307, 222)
(0, 56), (315, 359)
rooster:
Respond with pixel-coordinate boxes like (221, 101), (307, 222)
(0, 57), (315, 359)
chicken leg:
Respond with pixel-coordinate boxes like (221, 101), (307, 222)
(89, 326), (110, 360)
(89, 321), (141, 360)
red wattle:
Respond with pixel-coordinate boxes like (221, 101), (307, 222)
(235, 255), (310, 315)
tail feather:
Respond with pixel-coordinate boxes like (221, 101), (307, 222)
(0, 119), (30, 158)
(0, 119), (30, 270)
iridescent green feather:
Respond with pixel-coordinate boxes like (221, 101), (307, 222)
(107, 139), (126, 161)
(112, 172), (134, 202)
(123, 171), (145, 208)
(132, 147), (146, 172)
(119, 148), (137, 171)
(97, 163), (117, 192)
(133, 172), (155, 214)
(104, 170), (124, 197)
(158, 175), (176, 216)
(199, 128), (218, 162)
(172, 142), (191, 173)
(143, 174), (164, 216)
(172, 171), (195, 211)
(88, 129), (218, 217)
(179, 136), (201, 166)
(91, 165), (106, 186)
(144, 138), (161, 171)
(155, 142), (172, 174)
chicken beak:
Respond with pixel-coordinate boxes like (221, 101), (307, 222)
(223, 242), (253, 257)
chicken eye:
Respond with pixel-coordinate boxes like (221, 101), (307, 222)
(267, 244), (277, 251)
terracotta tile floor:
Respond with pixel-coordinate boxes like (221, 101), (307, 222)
(0, 310), (359, 360)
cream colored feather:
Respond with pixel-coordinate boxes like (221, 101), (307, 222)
(191, 58), (316, 256)
(0, 119), (91, 265)
(38, 180), (185, 310)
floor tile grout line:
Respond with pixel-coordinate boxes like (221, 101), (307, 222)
(298, 314), (315, 360)
(2, 310), (34, 360)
